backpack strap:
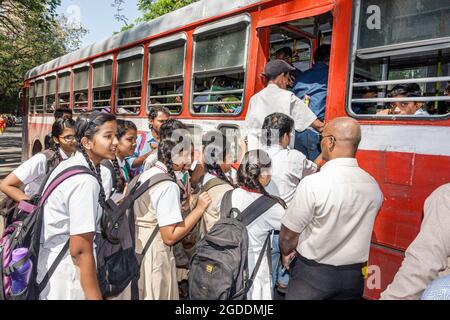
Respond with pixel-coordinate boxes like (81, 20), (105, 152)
(241, 195), (278, 226)
(132, 173), (174, 201)
(219, 189), (234, 219)
(101, 160), (117, 191)
(37, 240), (70, 294)
(202, 177), (228, 192)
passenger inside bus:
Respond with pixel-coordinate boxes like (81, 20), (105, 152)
(376, 83), (428, 116)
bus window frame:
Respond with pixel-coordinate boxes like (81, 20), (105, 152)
(147, 33), (187, 116)
(29, 81), (35, 114)
(115, 46), (145, 116)
(72, 63), (90, 114)
(57, 69), (72, 110)
(346, 0), (450, 121)
(34, 78), (45, 114)
(217, 123), (241, 163)
(44, 73), (57, 114)
(91, 55), (114, 112)
(190, 14), (252, 117)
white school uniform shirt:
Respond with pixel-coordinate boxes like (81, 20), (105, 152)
(13, 149), (70, 197)
(231, 188), (285, 300)
(37, 151), (112, 300)
(282, 158), (383, 266)
(244, 83), (317, 150)
(264, 144), (317, 207)
(138, 161), (183, 227)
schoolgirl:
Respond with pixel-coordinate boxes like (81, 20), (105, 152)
(0, 118), (77, 202)
(36, 112), (117, 300)
(132, 139), (211, 300)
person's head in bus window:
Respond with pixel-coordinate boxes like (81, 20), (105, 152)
(388, 83), (425, 115)
(263, 59), (295, 90)
(54, 107), (73, 120)
(148, 105), (170, 138)
(275, 47), (293, 65)
(313, 44), (331, 66)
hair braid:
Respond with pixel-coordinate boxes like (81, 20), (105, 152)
(111, 157), (126, 193)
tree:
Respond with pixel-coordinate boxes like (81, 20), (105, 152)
(0, 0), (87, 114)
(118, 0), (199, 32)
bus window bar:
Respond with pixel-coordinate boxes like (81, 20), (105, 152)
(193, 89), (244, 96)
(356, 42), (450, 60)
(148, 74), (183, 82)
(117, 97), (142, 101)
(353, 76), (450, 87)
(92, 99), (111, 103)
(193, 66), (244, 77)
(192, 101), (243, 106)
(149, 94), (183, 99)
(117, 105), (141, 108)
(148, 103), (182, 107)
(351, 96), (450, 103)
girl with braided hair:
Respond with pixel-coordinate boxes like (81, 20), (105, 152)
(101, 119), (137, 199)
(36, 111), (118, 300)
(131, 138), (211, 300)
(234, 149), (287, 300)
(199, 131), (235, 235)
(0, 118), (76, 202)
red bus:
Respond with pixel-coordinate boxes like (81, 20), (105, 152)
(22, 0), (450, 299)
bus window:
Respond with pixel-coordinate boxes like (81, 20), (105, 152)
(92, 59), (113, 112)
(191, 16), (250, 115)
(57, 72), (71, 109)
(349, 0), (450, 117)
(45, 76), (56, 113)
(73, 66), (89, 113)
(29, 82), (35, 114)
(116, 47), (143, 115)
(35, 80), (44, 114)
(148, 34), (186, 115)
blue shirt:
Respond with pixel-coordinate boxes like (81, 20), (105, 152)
(293, 62), (329, 121)
(126, 131), (158, 175)
(421, 275), (450, 300)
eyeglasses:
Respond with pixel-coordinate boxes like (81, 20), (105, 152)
(60, 135), (76, 142)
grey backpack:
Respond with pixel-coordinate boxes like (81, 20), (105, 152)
(188, 189), (277, 300)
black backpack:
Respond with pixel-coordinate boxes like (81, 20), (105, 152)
(96, 172), (173, 299)
(188, 189), (277, 300)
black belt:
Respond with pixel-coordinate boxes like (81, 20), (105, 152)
(273, 230), (280, 235)
(294, 252), (365, 271)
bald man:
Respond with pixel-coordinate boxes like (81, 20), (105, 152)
(279, 117), (383, 300)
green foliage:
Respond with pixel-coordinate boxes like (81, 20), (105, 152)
(0, 0), (87, 113)
(119, 0), (198, 32)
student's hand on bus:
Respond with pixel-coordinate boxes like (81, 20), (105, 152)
(195, 192), (212, 212)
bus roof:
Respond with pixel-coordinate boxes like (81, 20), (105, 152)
(25, 0), (265, 80)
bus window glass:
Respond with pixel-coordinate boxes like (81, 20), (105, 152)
(349, 0), (450, 117)
(58, 73), (71, 108)
(92, 60), (112, 112)
(45, 76), (56, 113)
(192, 24), (249, 115)
(35, 80), (44, 114)
(148, 42), (185, 115)
(73, 68), (89, 113)
(116, 55), (143, 114)
(358, 0), (450, 49)
(29, 83), (35, 114)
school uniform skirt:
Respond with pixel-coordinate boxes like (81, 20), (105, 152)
(135, 225), (179, 300)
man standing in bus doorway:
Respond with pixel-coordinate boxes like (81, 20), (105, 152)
(279, 117), (383, 300)
(126, 105), (170, 175)
(245, 59), (323, 151)
(293, 45), (331, 161)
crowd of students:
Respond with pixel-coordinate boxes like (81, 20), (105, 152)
(0, 56), (449, 301)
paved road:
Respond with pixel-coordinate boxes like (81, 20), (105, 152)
(0, 125), (23, 232)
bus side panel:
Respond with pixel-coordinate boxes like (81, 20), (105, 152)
(27, 118), (52, 159)
(364, 245), (404, 300)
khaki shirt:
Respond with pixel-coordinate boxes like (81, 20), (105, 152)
(381, 183), (450, 300)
